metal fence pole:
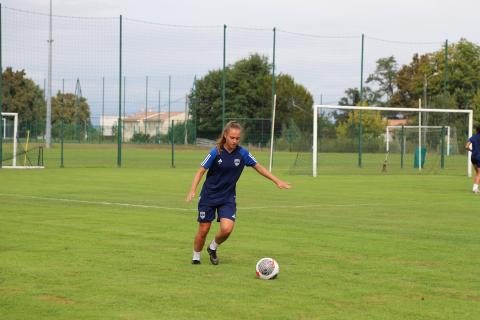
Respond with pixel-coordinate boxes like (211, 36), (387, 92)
(270, 27), (276, 170)
(171, 120), (175, 168)
(222, 24), (227, 130)
(400, 125), (405, 169)
(117, 15), (123, 168)
(145, 75), (148, 134)
(101, 76), (105, 142)
(0, 4), (3, 169)
(60, 78), (64, 168)
(358, 33), (364, 168)
(443, 39), (448, 107)
(441, 126), (446, 169)
(168, 75), (171, 143)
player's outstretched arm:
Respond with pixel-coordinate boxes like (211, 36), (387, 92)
(186, 167), (207, 202)
(253, 163), (291, 189)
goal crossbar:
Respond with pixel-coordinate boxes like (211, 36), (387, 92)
(313, 105), (473, 177)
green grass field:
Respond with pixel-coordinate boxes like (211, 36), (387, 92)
(1, 145), (479, 319)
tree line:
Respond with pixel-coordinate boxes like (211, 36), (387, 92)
(2, 39), (479, 145)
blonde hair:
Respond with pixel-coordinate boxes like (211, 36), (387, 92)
(216, 121), (242, 154)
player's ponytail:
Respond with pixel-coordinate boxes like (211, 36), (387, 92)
(216, 121), (242, 154)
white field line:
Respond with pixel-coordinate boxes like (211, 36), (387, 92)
(0, 193), (372, 211)
(0, 193), (191, 212)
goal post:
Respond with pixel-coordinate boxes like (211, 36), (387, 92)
(1, 112), (19, 167)
(1, 112), (44, 169)
(312, 105), (473, 177)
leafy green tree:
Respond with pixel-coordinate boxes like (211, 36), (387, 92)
(190, 54), (313, 141)
(336, 110), (386, 140)
(390, 39), (480, 111)
(51, 91), (92, 141)
(1, 67), (45, 130)
(471, 91), (480, 125)
(442, 39), (480, 109)
(51, 92), (91, 125)
(275, 74), (313, 135)
(338, 87), (379, 107)
(366, 56), (398, 105)
(390, 52), (438, 108)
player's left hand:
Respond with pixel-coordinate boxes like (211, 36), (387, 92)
(276, 181), (292, 189)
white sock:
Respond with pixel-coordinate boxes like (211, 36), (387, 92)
(473, 184), (478, 192)
(209, 240), (218, 251)
(192, 251), (201, 261)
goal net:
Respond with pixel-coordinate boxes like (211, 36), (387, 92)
(1, 112), (44, 169)
(307, 105), (473, 177)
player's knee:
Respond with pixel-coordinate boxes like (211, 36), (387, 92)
(221, 226), (233, 237)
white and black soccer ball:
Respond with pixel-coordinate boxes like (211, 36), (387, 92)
(255, 257), (279, 280)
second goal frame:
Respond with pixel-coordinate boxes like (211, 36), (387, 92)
(313, 105), (473, 177)
(386, 125), (451, 156)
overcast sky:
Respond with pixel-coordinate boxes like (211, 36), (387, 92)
(4, 0), (479, 119)
(7, 0), (478, 42)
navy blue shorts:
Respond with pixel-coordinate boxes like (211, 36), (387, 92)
(197, 202), (237, 223)
(471, 156), (480, 166)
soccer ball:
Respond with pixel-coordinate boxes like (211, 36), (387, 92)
(255, 257), (279, 280)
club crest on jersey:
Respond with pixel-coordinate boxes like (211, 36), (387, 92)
(234, 159), (240, 166)
(199, 211), (206, 219)
(218, 159), (223, 165)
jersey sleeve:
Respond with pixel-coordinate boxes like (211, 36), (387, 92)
(241, 148), (257, 167)
(200, 147), (218, 169)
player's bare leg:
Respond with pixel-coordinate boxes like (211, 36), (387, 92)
(192, 222), (211, 264)
(473, 165), (480, 193)
(207, 218), (235, 265)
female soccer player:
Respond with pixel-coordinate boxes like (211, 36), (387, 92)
(186, 121), (291, 265)
(466, 125), (480, 193)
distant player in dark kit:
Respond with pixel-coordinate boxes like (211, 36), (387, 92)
(186, 121), (291, 265)
(466, 125), (480, 193)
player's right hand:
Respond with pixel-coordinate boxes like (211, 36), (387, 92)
(186, 191), (195, 202)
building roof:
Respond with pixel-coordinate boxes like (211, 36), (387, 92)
(387, 119), (408, 126)
(124, 111), (185, 122)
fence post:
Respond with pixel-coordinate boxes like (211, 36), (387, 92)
(441, 126), (445, 169)
(192, 76), (197, 144)
(117, 15), (123, 168)
(0, 4), (3, 168)
(358, 33), (364, 168)
(101, 76), (105, 142)
(168, 75), (171, 143)
(222, 24), (227, 130)
(171, 120), (175, 168)
(145, 75), (148, 134)
(443, 39), (448, 104)
(270, 27), (276, 170)
(400, 125), (405, 169)
(60, 79), (65, 168)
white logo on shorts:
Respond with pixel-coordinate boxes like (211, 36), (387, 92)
(199, 211), (206, 219)
(232, 214), (236, 219)
(234, 159), (240, 166)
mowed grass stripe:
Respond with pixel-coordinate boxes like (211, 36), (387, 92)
(1, 152), (480, 319)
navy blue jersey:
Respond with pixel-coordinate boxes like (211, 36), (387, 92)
(199, 146), (257, 205)
(468, 133), (480, 159)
